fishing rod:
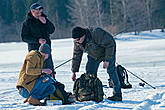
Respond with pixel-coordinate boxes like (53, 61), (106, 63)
(116, 63), (156, 89)
(126, 69), (156, 89)
(26, 58), (72, 85)
(54, 58), (72, 70)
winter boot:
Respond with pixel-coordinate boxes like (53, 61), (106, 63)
(107, 95), (122, 101)
(28, 96), (45, 106)
(67, 94), (76, 103)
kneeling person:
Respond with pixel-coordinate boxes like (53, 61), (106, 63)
(16, 44), (55, 106)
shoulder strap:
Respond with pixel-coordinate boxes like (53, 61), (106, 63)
(119, 65), (129, 84)
(34, 50), (42, 58)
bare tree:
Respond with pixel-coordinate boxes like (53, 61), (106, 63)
(53, 11), (71, 39)
(107, 0), (125, 34)
(152, 0), (165, 32)
(95, 0), (103, 27)
(0, 18), (3, 42)
(68, 0), (105, 27)
(144, 0), (153, 32)
(126, 0), (148, 34)
(108, 0), (153, 34)
(109, 0), (114, 26)
(68, 0), (89, 26)
(121, 0), (127, 32)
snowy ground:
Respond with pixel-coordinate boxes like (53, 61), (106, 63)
(0, 29), (165, 110)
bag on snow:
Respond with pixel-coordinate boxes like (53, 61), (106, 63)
(109, 65), (132, 89)
(73, 73), (104, 102)
(48, 81), (73, 105)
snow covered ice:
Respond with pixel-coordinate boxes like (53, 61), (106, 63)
(0, 29), (165, 110)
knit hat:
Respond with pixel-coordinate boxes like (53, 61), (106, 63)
(72, 27), (86, 39)
(39, 44), (51, 54)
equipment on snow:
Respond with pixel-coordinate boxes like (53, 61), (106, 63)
(109, 65), (132, 89)
(73, 73), (104, 102)
(126, 68), (156, 89)
(139, 83), (145, 87)
(46, 100), (62, 106)
(45, 76), (74, 105)
(117, 63), (156, 89)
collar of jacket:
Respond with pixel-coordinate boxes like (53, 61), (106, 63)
(34, 50), (45, 60)
(85, 29), (92, 43)
(77, 28), (91, 46)
(75, 29), (93, 52)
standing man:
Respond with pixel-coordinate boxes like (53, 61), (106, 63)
(16, 44), (56, 106)
(21, 3), (55, 73)
(71, 26), (122, 101)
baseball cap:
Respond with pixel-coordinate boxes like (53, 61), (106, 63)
(30, 3), (43, 10)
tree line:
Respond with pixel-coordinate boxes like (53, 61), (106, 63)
(0, 0), (164, 43)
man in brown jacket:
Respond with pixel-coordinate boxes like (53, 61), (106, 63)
(16, 44), (56, 106)
(71, 26), (122, 101)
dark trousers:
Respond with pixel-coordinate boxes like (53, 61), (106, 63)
(44, 54), (54, 71)
(86, 55), (122, 97)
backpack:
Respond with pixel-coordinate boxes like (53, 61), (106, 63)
(73, 73), (104, 102)
(109, 65), (132, 89)
(48, 81), (73, 104)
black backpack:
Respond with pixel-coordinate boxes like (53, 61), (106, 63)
(109, 65), (132, 89)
